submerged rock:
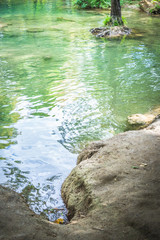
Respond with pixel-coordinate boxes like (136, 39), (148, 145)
(27, 28), (44, 33)
(90, 26), (131, 38)
(42, 55), (53, 61)
(0, 22), (8, 28)
(2, 30), (21, 38)
(55, 17), (75, 22)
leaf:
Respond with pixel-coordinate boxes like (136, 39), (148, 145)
(132, 166), (139, 169)
(54, 218), (64, 224)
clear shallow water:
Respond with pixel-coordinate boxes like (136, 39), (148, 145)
(0, 0), (160, 221)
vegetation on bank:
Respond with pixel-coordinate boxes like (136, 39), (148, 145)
(73, 0), (110, 9)
(73, 0), (140, 9)
(149, 0), (160, 14)
(73, 0), (160, 27)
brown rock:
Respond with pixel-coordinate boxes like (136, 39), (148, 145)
(127, 106), (160, 129)
(61, 119), (160, 239)
(128, 113), (155, 126)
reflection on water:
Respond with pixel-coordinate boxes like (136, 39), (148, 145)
(0, 0), (160, 221)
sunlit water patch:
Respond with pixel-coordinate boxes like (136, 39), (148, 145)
(0, 0), (160, 221)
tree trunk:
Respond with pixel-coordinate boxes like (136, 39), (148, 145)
(110, 0), (123, 25)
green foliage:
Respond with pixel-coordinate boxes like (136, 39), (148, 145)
(122, 16), (127, 25)
(73, 0), (111, 9)
(149, 3), (160, 13)
(155, 3), (160, 8)
(120, 0), (134, 5)
(103, 15), (127, 26)
(113, 20), (119, 26)
(103, 15), (111, 25)
(73, 0), (141, 9)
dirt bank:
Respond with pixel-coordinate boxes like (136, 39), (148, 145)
(0, 119), (160, 240)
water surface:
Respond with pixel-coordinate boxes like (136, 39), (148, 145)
(0, 0), (160, 221)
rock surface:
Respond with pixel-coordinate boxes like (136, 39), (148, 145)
(127, 107), (160, 129)
(0, 119), (160, 240)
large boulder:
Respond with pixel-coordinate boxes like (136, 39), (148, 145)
(61, 119), (160, 239)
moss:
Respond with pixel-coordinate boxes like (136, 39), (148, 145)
(104, 15), (126, 26)
(103, 15), (111, 25)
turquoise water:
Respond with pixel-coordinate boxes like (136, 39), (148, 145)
(0, 0), (160, 221)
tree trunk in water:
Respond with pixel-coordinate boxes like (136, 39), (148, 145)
(111, 0), (123, 25)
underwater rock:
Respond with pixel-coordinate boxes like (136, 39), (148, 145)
(49, 27), (64, 32)
(2, 30), (21, 38)
(27, 28), (44, 33)
(42, 56), (52, 61)
(0, 23), (7, 28)
(55, 17), (75, 22)
(0, 21), (9, 29)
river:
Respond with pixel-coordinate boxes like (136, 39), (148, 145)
(0, 0), (160, 221)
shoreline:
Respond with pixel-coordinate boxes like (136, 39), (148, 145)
(0, 116), (160, 239)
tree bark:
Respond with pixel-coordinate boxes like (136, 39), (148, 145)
(110, 0), (123, 25)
